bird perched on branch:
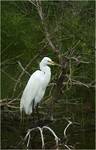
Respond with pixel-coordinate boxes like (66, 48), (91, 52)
(20, 57), (57, 115)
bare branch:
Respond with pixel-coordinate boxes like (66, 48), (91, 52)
(64, 40), (81, 56)
(1, 41), (14, 55)
(64, 120), (72, 139)
(28, 0), (37, 7)
(1, 53), (23, 66)
(65, 144), (72, 150)
(71, 56), (89, 64)
(70, 40), (81, 51)
(24, 126), (60, 149)
(17, 61), (30, 76)
(0, 98), (20, 109)
(24, 129), (31, 141)
(27, 134), (31, 149)
(30, 0), (59, 54)
(72, 79), (89, 88)
(64, 74), (91, 88)
(43, 126), (60, 148)
(64, 55), (89, 64)
(8, 99), (18, 104)
(37, 127), (45, 149)
(24, 127), (45, 149)
(7, 104), (19, 109)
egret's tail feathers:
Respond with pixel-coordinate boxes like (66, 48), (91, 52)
(25, 105), (32, 115)
(20, 98), (33, 115)
(20, 100), (24, 124)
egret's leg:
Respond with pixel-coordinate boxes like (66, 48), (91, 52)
(20, 110), (24, 127)
(32, 99), (35, 123)
(36, 103), (40, 121)
(20, 110), (22, 123)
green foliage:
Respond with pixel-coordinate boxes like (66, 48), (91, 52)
(1, 1), (95, 149)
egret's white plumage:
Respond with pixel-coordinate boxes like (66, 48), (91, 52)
(20, 57), (54, 115)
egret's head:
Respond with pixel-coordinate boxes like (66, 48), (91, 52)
(40, 57), (55, 67)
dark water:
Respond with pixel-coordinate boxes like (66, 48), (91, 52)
(1, 103), (95, 149)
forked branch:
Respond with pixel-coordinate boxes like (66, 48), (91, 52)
(24, 126), (60, 149)
(23, 122), (73, 149)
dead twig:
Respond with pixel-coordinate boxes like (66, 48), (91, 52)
(17, 61), (30, 76)
(72, 79), (89, 88)
(28, 0), (37, 8)
(64, 74), (90, 88)
(64, 120), (72, 139)
(63, 119), (73, 150)
(29, 0), (59, 54)
(1, 41), (14, 55)
(64, 40), (81, 56)
(71, 56), (89, 64)
(64, 56), (89, 64)
(65, 144), (72, 150)
(0, 98), (20, 109)
(1, 53), (23, 66)
(6, 104), (19, 109)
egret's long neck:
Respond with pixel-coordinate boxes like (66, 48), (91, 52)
(40, 64), (51, 86)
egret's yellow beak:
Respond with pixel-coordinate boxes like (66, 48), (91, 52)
(49, 60), (61, 67)
(49, 60), (55, 65)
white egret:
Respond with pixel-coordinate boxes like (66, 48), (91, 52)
(20, 57), (56, 115)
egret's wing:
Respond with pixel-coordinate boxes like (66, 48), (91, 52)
(20, 70), (44, 114)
